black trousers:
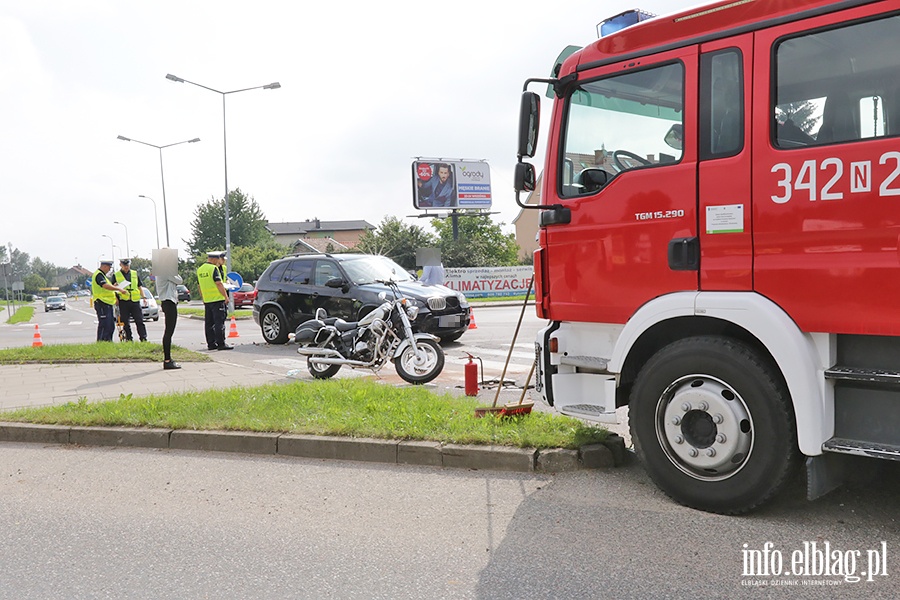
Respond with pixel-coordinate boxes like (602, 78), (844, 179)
(119, 300), (147, 341)
(204, 300), (227, 349)
(95, 300), (116, 342)
(161, 299), (178, 361)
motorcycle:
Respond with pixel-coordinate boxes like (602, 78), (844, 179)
(293, 280), (445, 384)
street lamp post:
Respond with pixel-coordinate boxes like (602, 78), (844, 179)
(139, 195), (161, 249)
(165, 73), (280, 309)
(113, 221), (130, 258)
(117, 135), (200, 247)
(101, 234), (114, 262)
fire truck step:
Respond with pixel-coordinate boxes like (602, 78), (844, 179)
(558, 355), (610, 371)
(824, 366), (900, 385)
(822, 437), (900, 461)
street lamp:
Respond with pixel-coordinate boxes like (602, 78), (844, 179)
(165, 73), (281, 302)
(101, 234), (114, 262)
(117, 135), (200, 247)
(113, 221), (130, 258)
(139, 195), (161, 249)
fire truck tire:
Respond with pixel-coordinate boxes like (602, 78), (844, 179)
(629, 335), (800, 514)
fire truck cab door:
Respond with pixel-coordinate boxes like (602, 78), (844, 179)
(698, 35), (753, 291)
(542, 46), (699, 324)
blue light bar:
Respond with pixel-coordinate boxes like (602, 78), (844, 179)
(598, 9), (656, 37)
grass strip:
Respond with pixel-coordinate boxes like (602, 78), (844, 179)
(2, 378), (607, 449)
(0, 342), (210, 364)
(7, 306), (35, 325)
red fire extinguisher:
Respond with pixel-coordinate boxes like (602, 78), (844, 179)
(464, 353), (480, 396)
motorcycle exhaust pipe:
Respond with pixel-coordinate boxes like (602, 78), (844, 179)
(309, 357), (373, 367)
(296, 347), (342, 358)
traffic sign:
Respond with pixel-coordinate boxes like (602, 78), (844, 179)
(225, 271), (243, 290)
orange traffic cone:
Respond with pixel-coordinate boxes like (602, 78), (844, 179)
(228, 316), (240, 338)
(468, 308), (478, 330)
(32, 324), (43, 348)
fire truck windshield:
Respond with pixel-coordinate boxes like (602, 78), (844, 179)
(561, 62), (683, 197)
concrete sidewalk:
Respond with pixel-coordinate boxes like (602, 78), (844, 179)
(0, 356), (291, 411)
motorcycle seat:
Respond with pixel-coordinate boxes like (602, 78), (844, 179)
(330, 318), (358, 332)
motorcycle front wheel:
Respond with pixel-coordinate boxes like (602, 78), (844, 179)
(395, 338), (444, 384)
(307, 357), (341, 379)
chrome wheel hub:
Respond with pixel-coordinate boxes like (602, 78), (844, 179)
(656, 375), (753, 481)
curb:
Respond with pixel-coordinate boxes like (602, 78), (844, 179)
(0, 422), (626, 472)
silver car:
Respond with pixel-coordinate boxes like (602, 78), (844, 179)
(140, 287), (160, 321)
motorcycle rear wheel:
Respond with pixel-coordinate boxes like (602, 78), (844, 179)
(395, 338), (444, 384)
(308, 357), (341, 379)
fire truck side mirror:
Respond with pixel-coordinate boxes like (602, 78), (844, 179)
(514, 162), (536, 193)
(518, 92), (541, 158)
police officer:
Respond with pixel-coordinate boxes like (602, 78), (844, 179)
(109, 258), (147, 342)
(92, 259), (127, 342)
(197, 251), (233, 350)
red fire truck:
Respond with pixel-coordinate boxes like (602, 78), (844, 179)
(515, 0), (900, 513)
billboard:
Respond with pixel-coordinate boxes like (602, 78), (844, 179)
(412, 160), (491, 210)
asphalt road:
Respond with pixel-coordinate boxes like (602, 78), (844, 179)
(1, 444), (898, 599)
(1, 298), (543, 386)
(3, 299), (899, 597)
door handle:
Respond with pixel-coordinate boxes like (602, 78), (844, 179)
(668, 237), (699, 271)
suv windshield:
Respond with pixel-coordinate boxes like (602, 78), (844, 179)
(340, 255), (414, 285)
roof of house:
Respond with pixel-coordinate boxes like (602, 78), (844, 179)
(291, 237), (351, 253)
(266, 219), (375, 236)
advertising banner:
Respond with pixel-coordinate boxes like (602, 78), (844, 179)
(412, 160), (492, 210)
(443, 266), (533, 298)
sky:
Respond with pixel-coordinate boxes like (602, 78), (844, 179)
(0, 0), (698, 268)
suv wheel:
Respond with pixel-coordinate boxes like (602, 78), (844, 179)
(260, 307), (289, 344)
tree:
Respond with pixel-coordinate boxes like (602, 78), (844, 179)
(776, 100), (819, 134)
(23, 273), (46, 295)
(6, 246), (30, 281)
(30, 257), (64, 287)
(430, 214), (520, 268)
(178, 240), (288, 299)
(356, 216), (436, 270)
(230, 240), (289, 284)
(185, 188), (270, 256)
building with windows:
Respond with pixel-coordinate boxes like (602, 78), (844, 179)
(265, 219), (375, 253)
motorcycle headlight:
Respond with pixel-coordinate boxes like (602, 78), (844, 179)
(406, 305), (419, 320)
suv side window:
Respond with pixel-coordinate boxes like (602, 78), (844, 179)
(286, 260), (313, 284)
(314, 260), (340, 286)
(267, 261), (288, 282)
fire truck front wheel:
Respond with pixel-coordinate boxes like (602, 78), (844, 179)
(629, 335), (800, 514)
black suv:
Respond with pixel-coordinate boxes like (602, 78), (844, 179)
(253, 253), (470, 344)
